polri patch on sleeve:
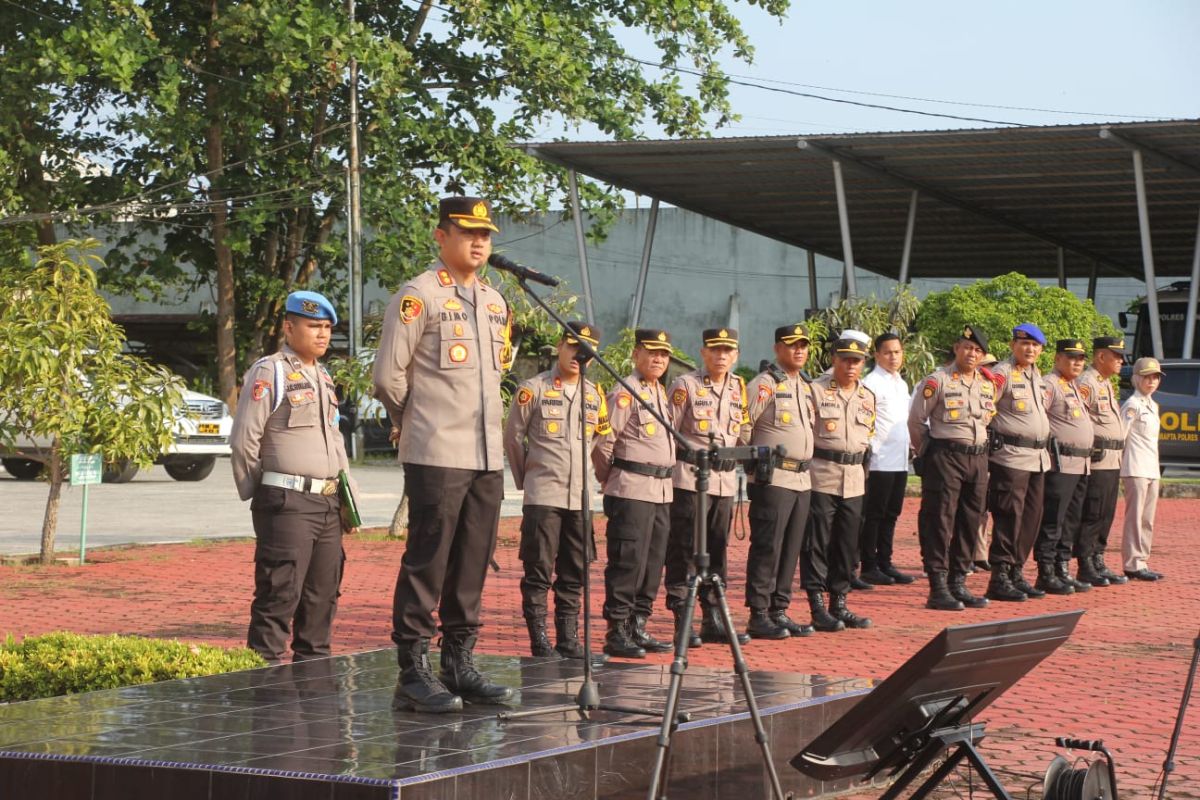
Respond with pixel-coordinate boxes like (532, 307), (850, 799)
(617, 393), (632, 409)
(252, 380), (270, 401)
(399, 295), (423, 324)
(672, 387), (687, 406)
(516, 387), (533, 406)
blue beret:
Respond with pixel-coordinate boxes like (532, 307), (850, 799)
(1012, 322), (1046, 346)
(285, 291), (338, 325)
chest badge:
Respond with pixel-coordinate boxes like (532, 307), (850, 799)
(449, 343), (468, 363)
(645, 423), (656, 436)
(825, 420), (837, 431)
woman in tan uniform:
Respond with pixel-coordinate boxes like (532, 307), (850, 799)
(1120, 357), (1164, 581)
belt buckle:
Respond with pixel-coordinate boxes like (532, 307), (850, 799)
(321, 480), (338, 496)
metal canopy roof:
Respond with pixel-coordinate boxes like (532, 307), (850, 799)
(527, 120), (1200, 280)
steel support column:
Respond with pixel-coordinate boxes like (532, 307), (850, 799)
(1087, 261), (1098, 302)
(1132, 150), (1164, 359)
(1184, 206), (1200, 358)
(806, 250), (818, 312)
(831, 159), (857, 298)
(629, 198), (659, 330)
(567, 169), (595, 323)
(898, 190), (918, 284)
(1057, 247), (1067, 289)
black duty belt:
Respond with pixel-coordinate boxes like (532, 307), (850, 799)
(812, 448), (867, 466)
(992, 432), (1048, 450)
(1056, 443), (1093, 458)
(776, 457), (811, 473)
(928, 438), (988, 456)
(613, 458), (673, 479)
(1093, 436), (1126, 451)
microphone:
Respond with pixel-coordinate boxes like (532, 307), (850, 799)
(487, 254), (560, 287)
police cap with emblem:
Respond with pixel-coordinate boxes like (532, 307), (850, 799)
(775, 324), (811, 345)
(1133, 356), (1163, 376)
(285, 290), (338, 325)
(1093, 335), (1126, 354)
(959, 324), (989, 354)
(438, 196), (500, 233)
(1012, 322), (1046, 346)
(832, 338), (868, 360)
(1056, 339), (1087, 355)
(636, 328), (673, 351)
(703, 328), (739, 348)
(563, 321), (601, 347)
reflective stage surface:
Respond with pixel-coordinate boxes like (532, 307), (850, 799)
(0, 649), (871, 799)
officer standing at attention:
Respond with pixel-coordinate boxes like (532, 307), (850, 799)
(803, 337), (875, 632)
(742, 324), (819, 639)
(503, 322), (611, 659)
(982, 323), (1051, 602)
(664, 328), (750, 648)
(1075, 336), (1130, 587)
(373, 196), (514, 713)
(593, 329), (676, 659)
(231, 290), (359, 666)
(908, 325), (996, 611)
(1033, 339), (1095, 596)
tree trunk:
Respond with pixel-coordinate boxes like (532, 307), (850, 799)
(17, 126), (58, 247)
(207, 0), (238, 410)
(39, 447), (63, 564)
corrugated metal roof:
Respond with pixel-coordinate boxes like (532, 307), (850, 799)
(527, 119), (1200, 280)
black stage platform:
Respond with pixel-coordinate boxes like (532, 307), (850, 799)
(0, 649), (872, 799)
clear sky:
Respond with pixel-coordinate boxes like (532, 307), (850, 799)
(543, 0), (1198, 141)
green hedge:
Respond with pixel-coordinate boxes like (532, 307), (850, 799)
(0, 632), (266, 702)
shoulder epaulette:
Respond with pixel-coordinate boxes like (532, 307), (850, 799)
(766, 363), (788, 383)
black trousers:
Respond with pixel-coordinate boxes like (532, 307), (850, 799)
(602, 496), (670, 622)
(665, 490), (733, 610)
(519, 505), (587, 619)
(1078, 468), (1120, 558)
(801, 491), (863, 596)
(1035, 471), (1087, 565)
(859, 470), (908, 569)
(391, 465), (502, 643)
(744, 483), (811, 612)
(918, 449), (987, 575)
(249, 486), (344, 664)
(986, 463), (1045, 567)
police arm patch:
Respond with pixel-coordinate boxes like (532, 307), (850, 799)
(516, 387), (533, 406)
(251, 380), (271, 401)
(399, 295), (423, 324)
(617, 392), (632, 409)
(672, 387), (687, 407)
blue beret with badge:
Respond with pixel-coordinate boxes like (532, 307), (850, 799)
(1012, 322), (1046, 346)
(285, 290), (338, 325)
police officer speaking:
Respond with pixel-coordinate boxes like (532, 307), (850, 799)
(664, 328), (750, 648)
(503, 322), (611, 659)
(231, 290), (359, 666)
(908, 325), (996, 612)
(373, 196), (515, 713)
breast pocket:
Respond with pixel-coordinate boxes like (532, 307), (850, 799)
(774, 397), (798, 427)
(1010, 384), (1032, 413)
(816, 403), (840, 438)
(490, 321), (510, 370)
(855, 408), (874, 428)
(943, 396), (966, 423)
(542, 418), (565, 438)
(439, 320), (474, 369)
(287, 398), (319, 428)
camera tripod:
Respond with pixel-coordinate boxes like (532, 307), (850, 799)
(1158, 628), (1200, 799)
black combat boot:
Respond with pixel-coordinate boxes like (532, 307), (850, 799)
(603, 619), (646, 659)
(746, 608), (790, 639)
(985, 564), (1027, 602)
(948, 571), (988, 608)
(393, 639), (463, 713)
(439, 631), (515, 705)
(1076, 556), (1109, 588)
(1056, 560), (1090, 592)
(807, 591), (847, 632)
(770, 610), (814, 637)
(671, 605), (702, 648)
(829, 593), (872, 629)
(1009, 563), (1044, 598)
(699, 605), (750, 645)
(554, 612), (586, 659)
(1035, 561), (1073, 595)
(926, 572), (964, 611)
(1093, 553), (1128, 585)
(630, 614), (672, 653)
(525, 614), (561, 659)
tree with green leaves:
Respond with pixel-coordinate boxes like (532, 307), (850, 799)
(2, 0), (790, 410)
(914, 272), (1119, 374)
(0, 240), (184, 564)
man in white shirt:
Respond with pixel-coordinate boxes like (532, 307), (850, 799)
(859, 333), (915, 585)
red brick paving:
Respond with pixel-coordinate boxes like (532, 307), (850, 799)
(2, 499), (1199, 798)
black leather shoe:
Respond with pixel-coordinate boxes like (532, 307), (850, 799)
(860, 567), (895, 586)
(630, 615), (672, 653)
(746, 608), (790, 640)
(671, 606), (702, 648)
(879, 563), (916, 584)
(829, 593), (871, 629)
(770, 611), (814, 637)
(849, 574), (874, 591)
(1125, 568), (1162, 581)
(440, 632), (515, 705)
(603, 620), (646, 658)
(948, 572), (988, 608)
(394, 639), (463, 713)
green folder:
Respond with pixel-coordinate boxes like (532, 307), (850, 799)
(338, 470), (361, 528)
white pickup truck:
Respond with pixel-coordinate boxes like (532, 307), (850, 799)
(1, 388), (234, 483)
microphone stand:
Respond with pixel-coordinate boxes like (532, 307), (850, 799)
(1158, 628), (1200, 800)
